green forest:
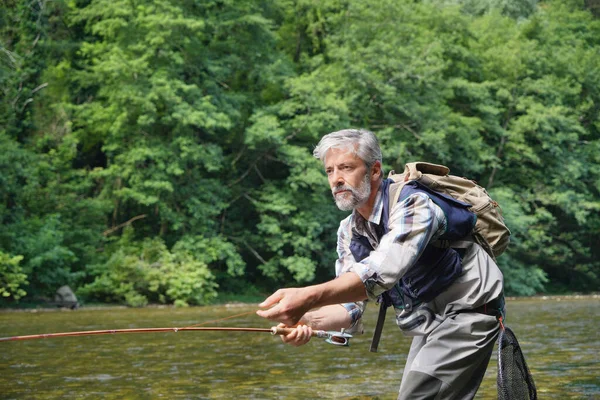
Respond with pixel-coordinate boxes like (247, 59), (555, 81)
(1, 0), (599, 307)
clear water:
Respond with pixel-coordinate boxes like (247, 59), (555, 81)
(1, 297), (598, 399)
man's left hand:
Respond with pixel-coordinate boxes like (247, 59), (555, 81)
(276, 323), (313, 347)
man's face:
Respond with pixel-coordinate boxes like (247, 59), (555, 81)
(324, 147), (372, 211)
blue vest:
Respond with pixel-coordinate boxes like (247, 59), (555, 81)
(349, 179), (476, 306)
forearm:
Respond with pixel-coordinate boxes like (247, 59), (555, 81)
(301, 304), (352, 331)
(304, 272), (368, 310)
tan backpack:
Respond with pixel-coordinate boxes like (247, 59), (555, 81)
(387, 162), (510, 260)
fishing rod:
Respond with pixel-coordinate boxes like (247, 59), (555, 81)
(0, 326), (352, 346)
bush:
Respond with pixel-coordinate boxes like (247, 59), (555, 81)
(79, 229), (217, 306)
(0, 251), (28, 300)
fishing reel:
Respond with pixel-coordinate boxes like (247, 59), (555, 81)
(320, 330), (352, 346)
(270, 326), (352, 346)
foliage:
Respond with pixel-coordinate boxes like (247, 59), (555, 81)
(0, 0), (598, 304)
(0, 251), (28, 300)
(79, 228), (218, 307)
(440, 0), (539, 19)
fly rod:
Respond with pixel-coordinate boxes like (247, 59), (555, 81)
(0, 326), (352, 346)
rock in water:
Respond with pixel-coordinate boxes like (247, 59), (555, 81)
(54, 285), (79, 309)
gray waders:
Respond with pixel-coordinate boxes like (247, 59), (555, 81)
(389, 243), (505, 400)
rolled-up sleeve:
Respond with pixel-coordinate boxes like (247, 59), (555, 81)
(346, 192), (446, 300)
(341, 301), (365, 334)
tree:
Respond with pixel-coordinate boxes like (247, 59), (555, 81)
(0, 0), (598, 303)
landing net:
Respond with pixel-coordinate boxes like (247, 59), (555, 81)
(497, 326), (537, 400)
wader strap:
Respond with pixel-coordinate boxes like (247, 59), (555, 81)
(370, 301), (388, 353)
(457, 294), (506, 320)
(473, 293), (505, 319)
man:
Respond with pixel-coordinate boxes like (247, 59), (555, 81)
(257, 129), (504, 399)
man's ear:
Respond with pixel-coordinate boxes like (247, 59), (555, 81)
(371, 161), (382, 180)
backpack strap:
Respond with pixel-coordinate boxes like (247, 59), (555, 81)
(387, 173), (407, 211)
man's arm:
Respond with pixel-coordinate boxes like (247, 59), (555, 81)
(274, 303), (355, 347)
(256, 271), (367, 327)
(257, 193), (446, 328)
(302, 303), (355, 331)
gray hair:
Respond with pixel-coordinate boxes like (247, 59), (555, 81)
(313, 128), (382, 170)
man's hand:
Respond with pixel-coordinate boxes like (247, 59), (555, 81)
(256, 287), (317, 327)
(276, 323), (313, 347)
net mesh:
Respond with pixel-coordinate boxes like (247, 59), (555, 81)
(497, 326), (537, 400)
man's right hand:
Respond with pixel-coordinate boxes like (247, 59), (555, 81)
(256, 287), (316, 326)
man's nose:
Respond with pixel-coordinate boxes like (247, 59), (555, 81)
(330, 170), (344, 186)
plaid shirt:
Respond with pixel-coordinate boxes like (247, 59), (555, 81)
(336, 180), (447, 328)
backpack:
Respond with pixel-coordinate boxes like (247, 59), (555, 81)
(387, 162), (510, 260)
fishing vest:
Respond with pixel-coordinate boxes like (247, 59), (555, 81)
(349, 178), (477, 309)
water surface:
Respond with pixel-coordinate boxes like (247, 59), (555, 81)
(1, 297), (598, 399)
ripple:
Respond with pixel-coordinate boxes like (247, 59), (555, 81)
(64, 374), (117, 382)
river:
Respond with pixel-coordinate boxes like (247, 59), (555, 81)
(1, 297), (598, 399)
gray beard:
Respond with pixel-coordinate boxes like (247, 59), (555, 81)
(332, 173), (371, 211)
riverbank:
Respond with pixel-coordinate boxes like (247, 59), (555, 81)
(1, 293), (598, 313)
